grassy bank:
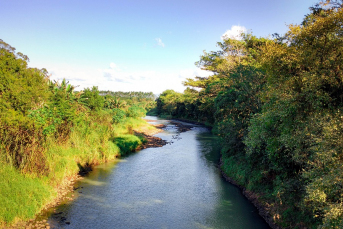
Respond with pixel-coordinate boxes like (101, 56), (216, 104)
(0, 111), (156, 227)
(0, 39), (161, 227)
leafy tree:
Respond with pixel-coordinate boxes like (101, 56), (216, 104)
(0, 39), (50, 174)
(0, 39), (50, 123)
(81, 86), (104, 111)
(28, 79), (81, 140)
(156, 89), (183, 116)
(245, 2), (343, 227)
(174, 87), (199, 119)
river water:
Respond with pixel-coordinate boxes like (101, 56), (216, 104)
(47, 116), (270, 229)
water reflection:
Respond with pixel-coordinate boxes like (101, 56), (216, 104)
(47, 118), (270, 229)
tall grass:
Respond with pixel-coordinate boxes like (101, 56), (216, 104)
(0, 162), (53, 225)
(112, 134), (142, 156)
(0, 110), (150, 226)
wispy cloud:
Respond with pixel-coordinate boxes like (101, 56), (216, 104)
(99, 63), (212, 93)
(155, 38), (165, 48)
(221, 25), (247, 40)
(40, 62), (212, 94)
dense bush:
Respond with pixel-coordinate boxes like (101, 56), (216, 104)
(126, 105), (146, 118)
(112, 108), (126, 124)
(156, 2), (343, 227)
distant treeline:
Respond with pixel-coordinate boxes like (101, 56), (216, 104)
(99, 90), (156, 111)
(100, 90), (156, 100)
(156, 1), (343, 228)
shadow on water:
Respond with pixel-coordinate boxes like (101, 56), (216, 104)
(44, 118), (270, 229)
(196, 129), (222, 165)
(194, 127), (269, 229)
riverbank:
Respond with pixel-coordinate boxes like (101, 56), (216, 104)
(1, 118), (167, 229)
(183, 118), (279, 228)
(155, 116), (278, 228)
(220, 157), (280, 229)
(3, 117), (273, 229)
(42, 117), (269, 229)
(179, 118), (279, 228)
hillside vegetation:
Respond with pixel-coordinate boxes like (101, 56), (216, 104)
(156, 1), (343, 228)
(0, 39), (155, 226)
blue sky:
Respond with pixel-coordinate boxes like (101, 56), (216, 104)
(1, 0), (319, 94)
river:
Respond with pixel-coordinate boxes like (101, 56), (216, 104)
(46, 116), (270, 229)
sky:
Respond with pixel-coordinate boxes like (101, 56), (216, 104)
(1, 0), (319, 94)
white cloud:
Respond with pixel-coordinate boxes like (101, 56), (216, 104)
(110, 62), (117, 69)
(33, 62), (212, 94)
(155, 38), (165, 48)
(45, 64), (105, 90)
(221, 25), (247, 40)
(99, 65), (212, 94)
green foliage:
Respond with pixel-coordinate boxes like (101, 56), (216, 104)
(0, 39), (150, 226)
(101, 91), (156, 111)
(0, 164), (53, 223)
(214, 65), (264, 154)
(126, 105), (146, 118)
(112, 134), (142, 156)
(112, 108), (126, 124)
(0, 39), (51, 175)
(0, 40), (50, 125)
(156, 89), (183, 116)
(104, 95), (125, 109)
(244, 3), (343, 227)
(155, 2), (343, 227)
(28, 107), (61, 136)
(81, 86), (104, 111)
(100, 91), (155, 100)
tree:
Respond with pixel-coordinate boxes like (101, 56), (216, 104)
(156, 89), (183, 115)
(0, 39), (50, 174)
(245, 3), (343, 227)
(81, 86), (104, 111)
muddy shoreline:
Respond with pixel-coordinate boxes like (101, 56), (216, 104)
(135, 120), (168, 149)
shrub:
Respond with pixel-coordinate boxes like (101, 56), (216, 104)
(126, 105), (146, 118)
(112, 108), (126, 124)
(112, 134), (141, 156)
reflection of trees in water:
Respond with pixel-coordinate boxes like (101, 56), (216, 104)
(196, 132), (222, 165)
